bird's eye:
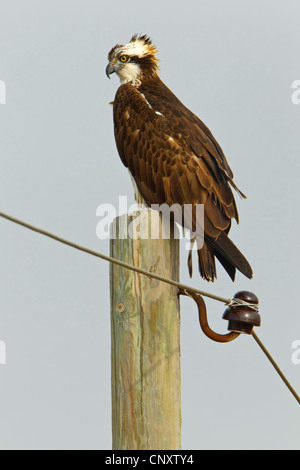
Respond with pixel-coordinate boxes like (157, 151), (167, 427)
(120, 55), (129, 62)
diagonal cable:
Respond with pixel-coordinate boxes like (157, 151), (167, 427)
(0, 210), (299, 405)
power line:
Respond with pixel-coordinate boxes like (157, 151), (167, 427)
(252, 332), (300, 405)
(0, 211), (234, 305)
(0, 210), (299, 405)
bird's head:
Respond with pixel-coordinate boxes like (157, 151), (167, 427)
(106, 34), (159, 86)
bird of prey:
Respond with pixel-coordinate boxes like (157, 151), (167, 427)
(106, 34), (252, 282)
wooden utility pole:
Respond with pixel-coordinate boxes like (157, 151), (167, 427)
(110, 209), (181, 450)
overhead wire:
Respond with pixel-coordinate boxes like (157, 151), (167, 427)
(0, 210), (299, 405)
(0, 211), (234, 305)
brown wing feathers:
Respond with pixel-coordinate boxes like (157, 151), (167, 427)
(113, 78), (252, 281)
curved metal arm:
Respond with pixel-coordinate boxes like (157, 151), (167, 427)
(179, 288), (240, 343)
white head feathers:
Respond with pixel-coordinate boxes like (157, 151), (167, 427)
(107, 34), (159, 86)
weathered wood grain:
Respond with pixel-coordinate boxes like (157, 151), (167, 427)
(110, 209), (181, 450)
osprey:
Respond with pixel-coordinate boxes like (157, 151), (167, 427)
(106, 34), (253, 282)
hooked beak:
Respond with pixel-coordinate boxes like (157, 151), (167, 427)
(106, 63), (115, 79)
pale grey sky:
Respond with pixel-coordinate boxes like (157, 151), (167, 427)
(0, 0), (299, 450)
